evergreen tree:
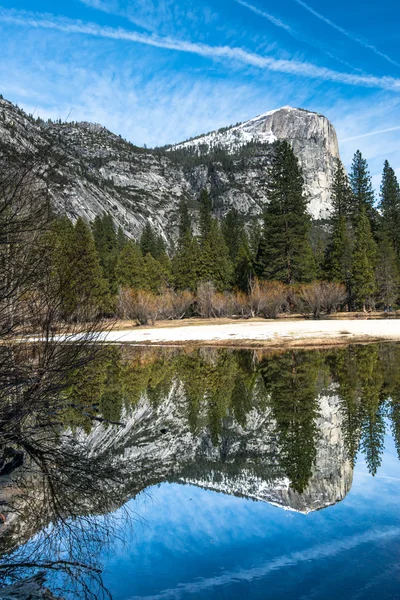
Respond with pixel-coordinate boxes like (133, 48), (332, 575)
(260, 350), (322, 493)
(49, 216), (76, 319)
(248, 220), (262, 263)
(221, 208), (243, 263)
(379, 160), (400, 256)
(311, 223), (328, 281)
(349, 150), (376, 227)
(199, 188), (213, 244)
(325, 215), (353, 294)
(351, 208), (377, 310)
(172, 232), (201, 291)
(234, 232), (255, 291)
(116, 226), (127, 252)
(140, 222), (165, 259)
(330, 348), (363, 466)
(177, 198), (192, 245)
(92, 214), (118, 294)
(375, 233), (399, 306)
(154, 235), (167, 260)
(198, 219), (233, 291)
(357, 346), (385, 476)
(115, 241), (146, 289)
(331, 158), (353, 220)
(143, 253), (170, 293)
(257, 141), (315, 283)
(71, 218), (108, 318)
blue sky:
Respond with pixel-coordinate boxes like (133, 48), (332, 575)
(0, 0), (399, 185)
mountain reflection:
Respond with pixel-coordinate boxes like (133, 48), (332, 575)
(2, 343), (400, 598)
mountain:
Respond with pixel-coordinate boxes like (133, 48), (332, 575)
(0, 97), (341, 242)
(172, 106), (341, 220)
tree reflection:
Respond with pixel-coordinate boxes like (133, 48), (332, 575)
(3, 343), (400, 598)
(0, 346), (130, 599)
(260, 351), (324, 493)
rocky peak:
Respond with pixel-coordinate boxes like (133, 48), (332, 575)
(173, 106), (341, 219)
(0, 96), (341, 242)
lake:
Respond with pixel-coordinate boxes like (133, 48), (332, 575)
(2, 343), (400, 599)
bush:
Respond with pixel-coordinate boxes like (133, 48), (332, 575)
(248, 279), (287, 318)
(299, 282), (346, 319)
(233, 291), (252, 318)
(117, 288), (159, 325)
(196, 282), (234, 318)
(158, 288), (194, 320)
(197, 282), (215, 318)
(211, 292), (235, 318)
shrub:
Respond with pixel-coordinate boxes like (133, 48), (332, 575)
(248, 279), (287, 318)
(158, 288), (194, 320)
(300, 282), (346, 319)
(117, 288), (159, 325)
(197, 281), (215, 318)
(233, 291), (252, 318)
(211, 292), (234, 318)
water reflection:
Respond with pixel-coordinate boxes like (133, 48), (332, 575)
(2, 343), (400, 598)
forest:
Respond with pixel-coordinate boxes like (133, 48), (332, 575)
(42, 140), (400, 325)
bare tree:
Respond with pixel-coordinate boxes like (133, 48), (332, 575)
(248, 279), (287, 318)
(300, 282), (346, 319)
(0, 145), (127, 598)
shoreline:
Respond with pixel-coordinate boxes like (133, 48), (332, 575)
(99, 318), (400, 349)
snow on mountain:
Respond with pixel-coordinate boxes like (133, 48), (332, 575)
(0, 98), (341, 241)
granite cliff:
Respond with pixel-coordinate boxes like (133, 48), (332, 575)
(0, 97), (341, 243)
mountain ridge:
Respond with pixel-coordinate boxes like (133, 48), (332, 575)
(0, 97), (341, 243)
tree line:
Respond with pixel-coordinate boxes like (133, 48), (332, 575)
(44, 140), (400, 323)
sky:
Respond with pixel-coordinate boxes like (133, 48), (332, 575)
(0, 0), (399, 187)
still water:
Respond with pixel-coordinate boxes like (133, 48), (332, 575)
(2, 344), (400, 599)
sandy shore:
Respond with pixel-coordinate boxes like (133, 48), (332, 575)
(100, 318), (400, 348)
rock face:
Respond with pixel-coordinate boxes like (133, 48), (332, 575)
(0, 98), (341, 242)
(85, 384), (353, 514)
(174, 106), (340, 219)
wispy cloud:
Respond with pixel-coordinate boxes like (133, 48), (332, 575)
(341, 125), (400, 143)
(233, 0), (362, 73)
(234, 0), (293, 34)
(1, 8), (400, 93)
(78, 0), (156, 32)
(294, 0), (400, 68)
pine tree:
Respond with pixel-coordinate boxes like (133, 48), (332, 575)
(349, 150), (376, 228)
(71, 218), (108, 318)
(143, 253), (169, 293)
(234, 232), (255, 291)
(352, 208), (377, 310)
(325, 215), (353, 292)
(116, 226), (127, 252)
(199, 188), (213, 244)
(49, 216), (76, 319)
(177, 198), (192, 245)
(172, 232), (201, 291)
(379, 160), (400, 256)
(248, 220), (262, 263)
(221, 208), (243, 263)
(375, 233), (399, 306)
(92, 214), (118, 294)
(257, 141), (315, 284)
(198, 219), (232, 291)
(140, 222), (158, 257)
(331, 158), (353, 220)
(115, 240), (145, 289)
(260, 350), (322, 493)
